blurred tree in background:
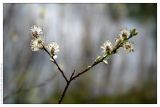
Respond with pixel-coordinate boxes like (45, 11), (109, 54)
(3, 3), (157, 103)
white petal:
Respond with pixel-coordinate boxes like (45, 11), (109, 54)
(30, 37), (44, 51)
(30, 25), (43, 35)
(45, 42), (60, 54)
(50, 58), (54, 62)
(100, 46), (105, 49)
(30, 40), (40, 51)
(53, 55), (58, 59)
(103, 60), (108, 64)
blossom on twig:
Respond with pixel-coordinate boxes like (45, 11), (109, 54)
(101, 40), (113, 54)
(115, 29), (130, 44)
(30, 37), (44, 51)
(30, 25), (45, 51)
(30, 25), (60, 59)
(115, 34), (124, 44)
(120, 29), (130, 40)
(30, 25), (43, 38)
(45, 42), (60, 59)
(123, 42), (134, 53)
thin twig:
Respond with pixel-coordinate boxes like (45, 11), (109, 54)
(58, 81), (71, 104)
(42, 45), (68, 82)
(58, 70), (75, 104)
(70, 70), (75, 79)
(52, 59), (68, 82)
(71, 57), (105, 81)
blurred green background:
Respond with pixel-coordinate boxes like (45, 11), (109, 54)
(3, 3), (157, 104)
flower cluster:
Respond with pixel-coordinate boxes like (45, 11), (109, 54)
(115, 29), (130, 44)
(30, 25), (60, 59)
(100, 28), (138, 63)
(45, 42), (60, 59)
(123, 42), (134, 53)
(30, 25), (44, 51)
(30, 36), (44, 51)
(101, 40), (113, 54)
(30, 25), (43, 37)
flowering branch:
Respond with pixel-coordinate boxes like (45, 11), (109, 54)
(71, 29), (137, 81)
(30, 25), (68, 82)
(4, 25), (138, 103)
(29, 25), (138, 104)
(56, 29), (138, 104)
(0, 25), (137, 104)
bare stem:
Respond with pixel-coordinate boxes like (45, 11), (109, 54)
(58, 81), (71, 104)
(58, 70), (75, 104)
(42, 45), (68, 82)
(71, 57), (105, 81)
(52, 59), (68, 82)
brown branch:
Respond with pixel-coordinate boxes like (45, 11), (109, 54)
(58, 70), (75, 104)
(57, 56), (107, 103)
(57, 56), (107, 104)
(58, 81), (71, 104)
(52, 59), (68, 82)
(42, 45), (68, 82)
(71, 58), (105, 81)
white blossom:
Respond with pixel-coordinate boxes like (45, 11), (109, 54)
(115, 34), (124, 43)
(101, 40), (113, 54)
(30, 25), (43, 38)
(123, 42), (134, 53)
(30, 37), (44, 51)
(120, 29), (130, 40)
(45, 42), (60, 58)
